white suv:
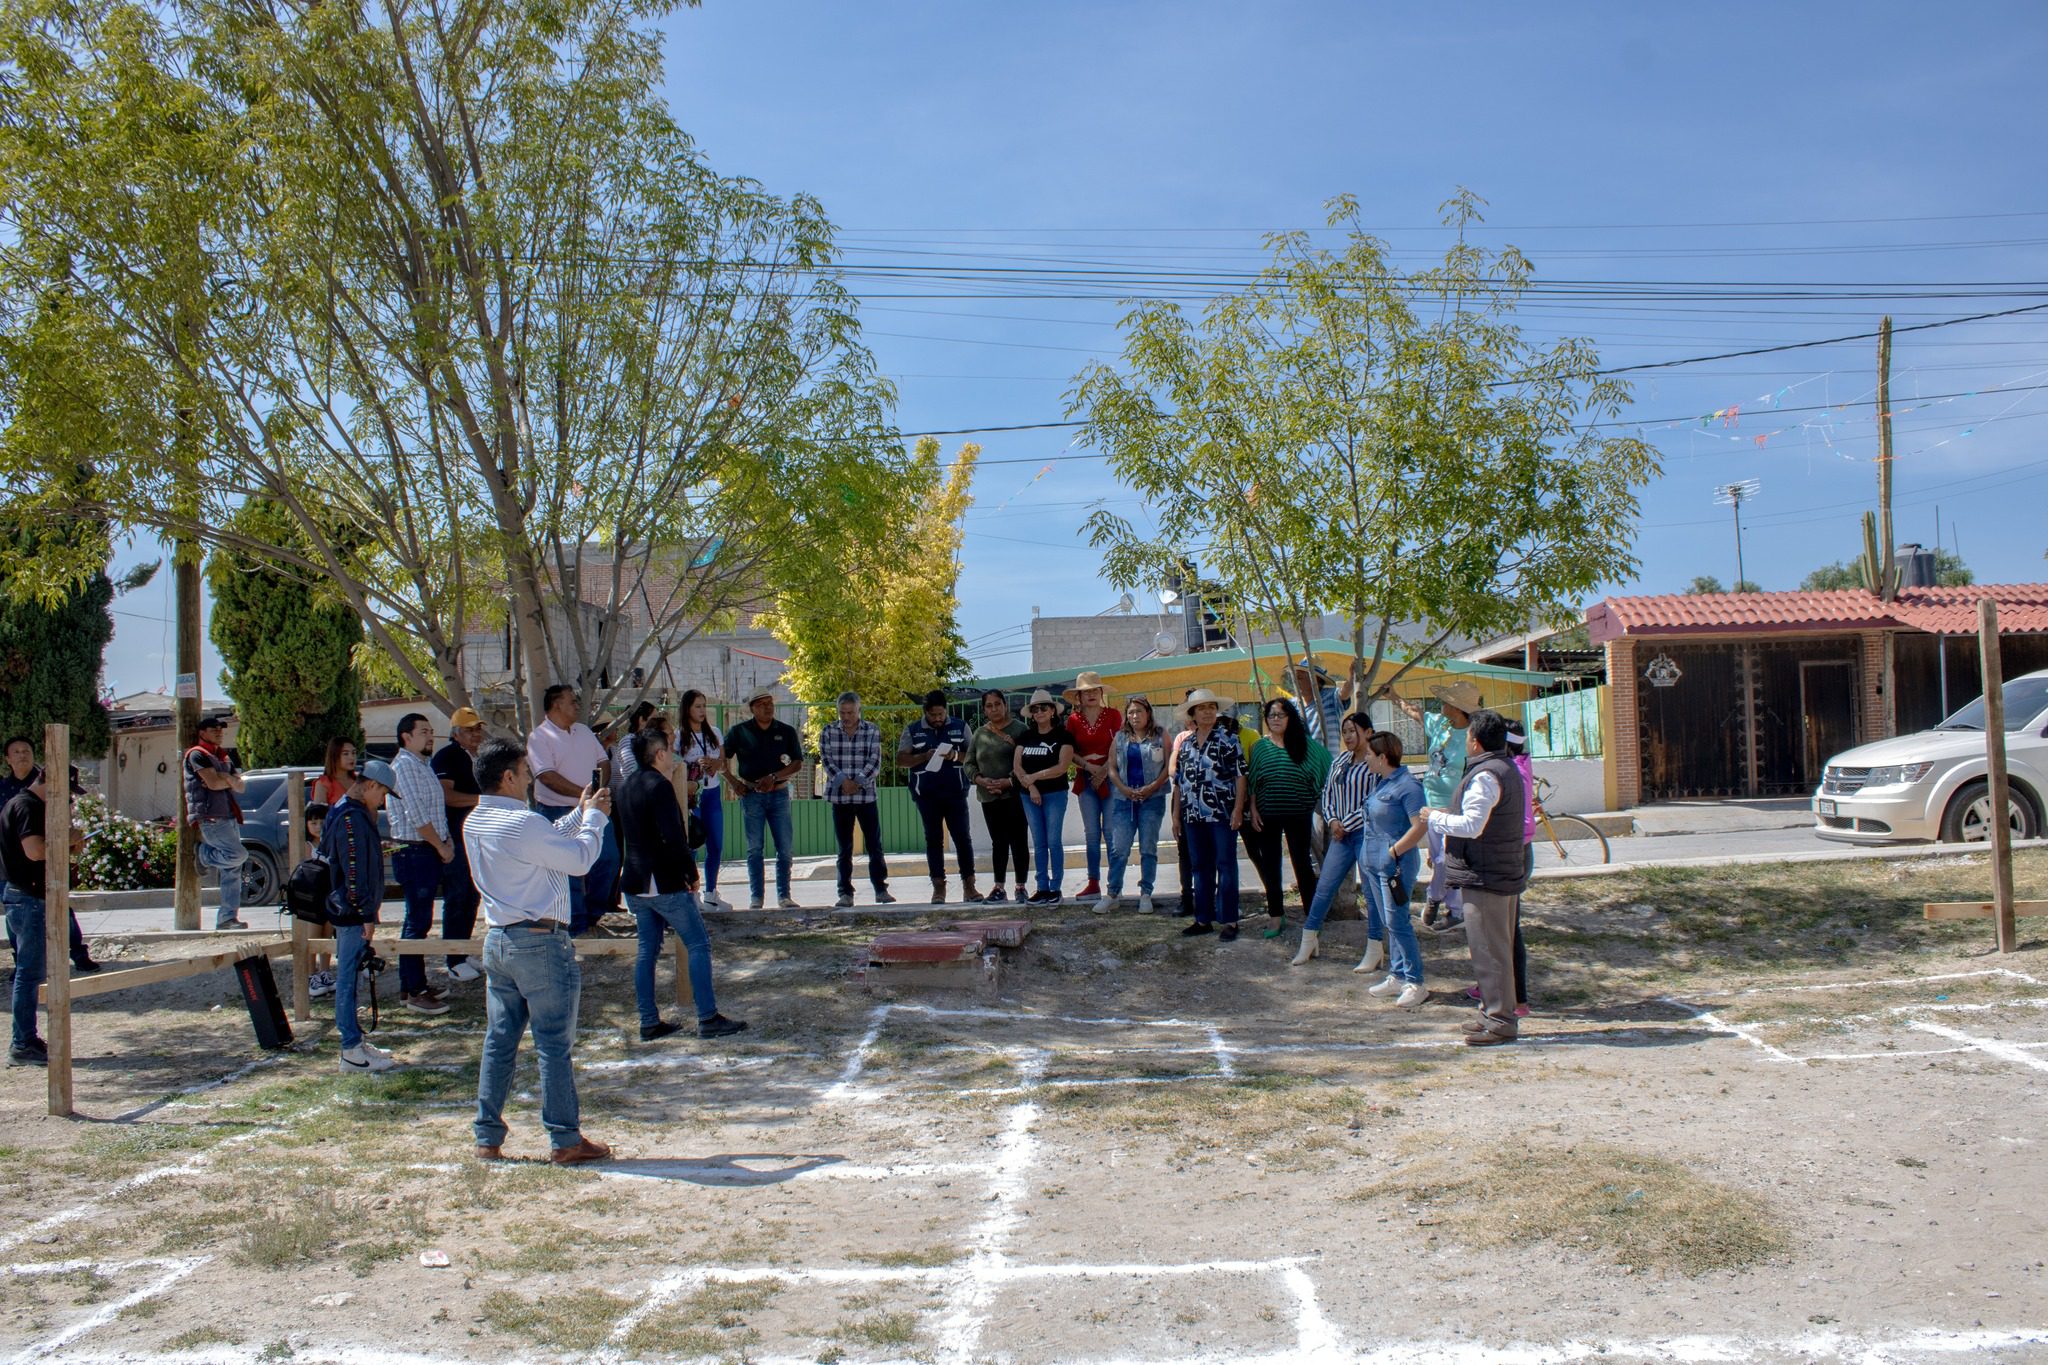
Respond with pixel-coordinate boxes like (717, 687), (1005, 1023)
(1814, 668), (2048, 844)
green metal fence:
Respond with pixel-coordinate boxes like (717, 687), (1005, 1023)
(716, 786), (925, 858)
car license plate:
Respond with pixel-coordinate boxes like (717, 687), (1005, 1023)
(1817, 799), (1836, 818)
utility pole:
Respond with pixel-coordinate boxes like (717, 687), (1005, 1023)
(1875, 316), (1897, 602)
(172, 296), (201, 932)
(1713, 480), (1760, 590)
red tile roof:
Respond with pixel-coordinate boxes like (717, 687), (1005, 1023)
(1586, 584), (2048, 641)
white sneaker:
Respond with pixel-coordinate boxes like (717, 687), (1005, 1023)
(1354, 939), (1388, 974)
(340, 1044), (396, 1074)
(1137, 894), (1154, 915)
(1396, 982), (1429, 1009)
(307, 971), (336, 999)
(1092, 895), (1115, 915)
(777, 895), (801, 910)
(448, 961), (482, 982)
(1367, 974), (1403, 998)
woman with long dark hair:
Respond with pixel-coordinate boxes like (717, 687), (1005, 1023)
(610, 701), (661, 779)
(1012, 690), (1076, 904)
(677, 690), (730, 912)
(966, 689), (1030, 903)
(311, 737), (357, 807)
(1100, 696), (1169, 914)
(1244, 697), (1330, 937)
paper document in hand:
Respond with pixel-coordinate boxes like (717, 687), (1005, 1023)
(924, 747), (948, 773)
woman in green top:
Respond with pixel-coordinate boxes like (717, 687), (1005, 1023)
(966, 689), (1030, 903)
(1245, 697), (1332, 938)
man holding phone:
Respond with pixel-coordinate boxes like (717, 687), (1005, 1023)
(899, 689), (977, 904)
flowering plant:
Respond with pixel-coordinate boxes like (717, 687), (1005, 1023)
(73, 796), (177, 891)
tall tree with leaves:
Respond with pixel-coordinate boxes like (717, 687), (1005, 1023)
(759, 438), (977, 708)
(0, 0), (909, 731)
(206, 498), (363, 767)
(1073, 192), (1659, 700)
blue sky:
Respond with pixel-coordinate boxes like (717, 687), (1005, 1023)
(102, 1), (2048, 693)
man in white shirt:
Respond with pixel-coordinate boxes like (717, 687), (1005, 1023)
(387, 713), (455, 1014)
(1422, 709), (1529, 1047)
(465, 736), (612, 1165)
(526, 684), (617, 934)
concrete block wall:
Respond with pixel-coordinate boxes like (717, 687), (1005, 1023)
(1029, 616), (1178, 673)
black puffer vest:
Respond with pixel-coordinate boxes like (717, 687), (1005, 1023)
(1441, 752), (1528, 896)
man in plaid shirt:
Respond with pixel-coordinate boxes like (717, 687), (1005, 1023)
(820, 692), (892, 908)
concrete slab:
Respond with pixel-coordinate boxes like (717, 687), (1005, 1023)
(1624, 798), (1816, 837)
(868, 931), (989, 964)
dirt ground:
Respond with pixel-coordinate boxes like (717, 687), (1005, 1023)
(2, 851), (2046, 1364)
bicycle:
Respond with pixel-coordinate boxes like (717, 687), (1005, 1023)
(1533, 776), (1611, 866)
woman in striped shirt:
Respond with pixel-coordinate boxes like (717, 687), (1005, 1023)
(1291, 713), (1382, 967)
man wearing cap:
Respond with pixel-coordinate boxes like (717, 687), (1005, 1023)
(527, 685), (617, 933)
(321, 759), (400, 1073)
(723, 689), (804, 910)
(183, 713), (249, 930)
(386, 713), (455, 1015)
(822, 692), (891, 909)
(900, 689), (978, 904)
(1169, 689), (1248, 941)
(1286, 659), (1348, 749)
(1402, 680), (1477, 932)
(2, 765), (86, 1065)
(0, 737), (97, 974)
(434, 708), (487, 982)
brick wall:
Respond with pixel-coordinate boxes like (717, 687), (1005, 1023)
(1606, 637), (1641, 809)
(1859, 629), (1892, 742)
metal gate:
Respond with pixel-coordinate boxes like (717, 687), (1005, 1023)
(1638, 638), (1861, 799)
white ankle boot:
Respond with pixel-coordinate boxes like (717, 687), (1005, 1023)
(1289, 930), (1320, 966)
(1353, 939), (1387, 974)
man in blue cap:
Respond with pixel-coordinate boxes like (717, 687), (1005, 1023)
(321, 759), (400, 1073)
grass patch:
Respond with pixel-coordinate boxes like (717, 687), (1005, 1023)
(1350, 1140), (1788, 1276)
(1041, 1071), (1384, 1163)
(235, 1193), (348, 1268)
(622, 1280), (780, 1356)
(838, 1310), (919, 1347)
(63, 1122), (247, 1178)
(480, 1288), (633, 1351)
(853, 1244), (960, 1268)
(164, 1325), (244, 1350)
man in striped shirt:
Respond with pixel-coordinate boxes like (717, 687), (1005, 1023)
(387, 714), (454, 1015)
(465, 737), (612, 1165)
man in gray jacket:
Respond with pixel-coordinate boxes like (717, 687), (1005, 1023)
(1424, 709), (1527, 1047)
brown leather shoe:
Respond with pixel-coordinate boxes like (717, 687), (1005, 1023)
(1464, 1031), (1516, 1047)
(962, 879), (982, 903)
(549, 1137), (612, 1166)
(474, 1144), (505, 1161)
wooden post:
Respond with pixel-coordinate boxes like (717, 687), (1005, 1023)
(1876, 316), (1898, 602)
(287, 774), (310, 1021)
(1979, 598), (2017, 952)
(44, 723), (73, 1117)
(673, 931), (693, 1014)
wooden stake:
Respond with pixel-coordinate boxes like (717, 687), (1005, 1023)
(44, 723), (73, 1117)
(287, 775), (310, 1021)
(1979, 598), (2018, 952)
(674, 932), (692, 1014)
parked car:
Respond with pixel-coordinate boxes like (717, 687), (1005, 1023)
(1813, 668), (2048, 844)
(237, 767), (391, 906)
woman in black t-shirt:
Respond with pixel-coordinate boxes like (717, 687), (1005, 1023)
(1011, 689), (1075, 904)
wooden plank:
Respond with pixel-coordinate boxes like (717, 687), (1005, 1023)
(673, 933), (692, 1013)
(369, 936), (644, 956)
(1924, 900), (2048, 922)
(44, 939), (293, 1001)
(45, 723), (72, 1117)
(1981, 598), (2018, 952)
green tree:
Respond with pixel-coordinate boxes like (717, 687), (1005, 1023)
(207, 498), (363, 767)
(1073, 191), (1659, 699)
(1686, 575), (1725, 595)
(0, 555), (114, 757)
(1801, 549), (1971, 591)
(759, 438), (977, 708)
(0, 0), (909, 730)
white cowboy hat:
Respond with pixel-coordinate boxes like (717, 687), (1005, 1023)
(1429, 679), (1483, 714)
(1062, 671), (1108, 704)
(1024, 688), (1061, 710)
(1182, 688), (1227, 710)
(745, 686), (779, 707)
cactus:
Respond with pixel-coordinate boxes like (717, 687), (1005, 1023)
(1858, 511), (1899, 596)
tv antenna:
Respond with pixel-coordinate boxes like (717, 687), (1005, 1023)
(1713, 479), (1761, 590)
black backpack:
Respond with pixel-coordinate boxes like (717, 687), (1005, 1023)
(285, 855), (334, 925)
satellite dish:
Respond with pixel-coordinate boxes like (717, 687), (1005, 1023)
(1115, 591), (1135, 614)
(1155, 630), (1178, 654)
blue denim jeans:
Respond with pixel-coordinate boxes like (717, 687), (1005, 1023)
(1363, 842), (1426, 985)
(548, 807), (619, 934)
(5, 888), (46, 1048)
(195, 818), (246, 926)
(474, 925), (584, 1151)
(1184, 818), (1239, 926)
(741, 787), (793, 900)
(1107, 794), (1165, 896)
(331, 922), (368, 1051)
(392, 843), (442, 995)
(1022, 789), (1068, 894)
(697, 786), (725, 897)
(1075, 784), (1111, 885)
(628, 890), (718, 1027)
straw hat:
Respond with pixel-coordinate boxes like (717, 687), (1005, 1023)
(1430, 679), (1483, 715)
(1024, 688), (1060, 711)
(1062, 671), (1108, 704)
(1183, 687), (1227, 711)
(745, 686), (778, 707)
(448, 706), (484, 729)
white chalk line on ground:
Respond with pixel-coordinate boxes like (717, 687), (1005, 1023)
(933, 1046), (1046, 1361)
(3, 1255), (206, 1365)
(1906, 1019), (2048, 1074)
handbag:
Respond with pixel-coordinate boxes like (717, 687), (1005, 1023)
(688, 812), (707, 849)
